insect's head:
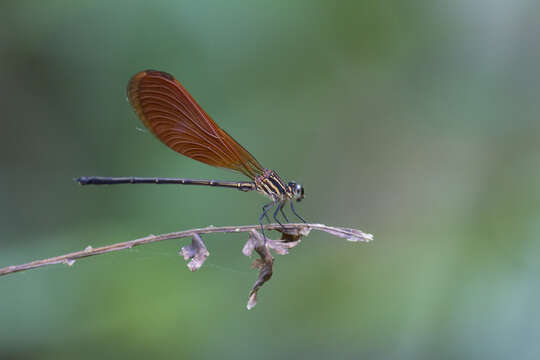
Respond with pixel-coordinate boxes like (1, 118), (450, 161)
(288, 181), (305, 202)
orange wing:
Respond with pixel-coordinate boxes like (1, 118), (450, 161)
(127, 70), (264, 179)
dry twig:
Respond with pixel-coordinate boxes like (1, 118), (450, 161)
(0, 223), (373, 309)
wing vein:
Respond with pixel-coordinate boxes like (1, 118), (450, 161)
(127, 70), (264, 179)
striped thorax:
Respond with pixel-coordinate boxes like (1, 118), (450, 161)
(255, 169), (305, 202)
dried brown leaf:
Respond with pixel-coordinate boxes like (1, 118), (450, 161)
(245, 230), (274, 310)
(179, 233), (209, 272)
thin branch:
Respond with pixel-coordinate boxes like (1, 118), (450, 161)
(0, 223), (373, 308)
(0, 223), (371, 276)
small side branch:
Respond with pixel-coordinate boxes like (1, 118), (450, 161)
(0, 223), (373, 308)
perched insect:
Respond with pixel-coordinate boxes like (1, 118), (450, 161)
(77, 70), (306, 239)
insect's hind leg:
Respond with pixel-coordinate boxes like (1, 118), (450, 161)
(278, 200), (289, 223)
(290, 201), (307, 224)
(259, 201), (276, 243)
(272, 200), (287, 230)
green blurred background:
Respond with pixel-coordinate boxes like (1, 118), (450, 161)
(2, 0), (539, 358)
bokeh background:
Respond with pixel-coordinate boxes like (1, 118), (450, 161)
(2, 0), (539, 359)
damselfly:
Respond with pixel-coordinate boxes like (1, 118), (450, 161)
(77, 70), (306, 239)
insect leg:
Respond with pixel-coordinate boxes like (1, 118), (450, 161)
(272, 200), (286, 230)
(279, 200), (290, 223)
(259, 201), (276, 243)
(290, 201), (307, 224)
